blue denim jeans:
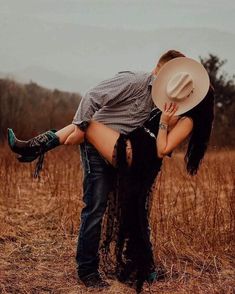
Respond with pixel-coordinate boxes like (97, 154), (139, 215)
(76, 141), (116, 277)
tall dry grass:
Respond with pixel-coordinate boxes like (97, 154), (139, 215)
(0, 145), (234, 293)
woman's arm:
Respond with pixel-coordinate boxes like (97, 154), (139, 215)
(157, 103), (193, 158)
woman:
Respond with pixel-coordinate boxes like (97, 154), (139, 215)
(7, 57), (214, 292)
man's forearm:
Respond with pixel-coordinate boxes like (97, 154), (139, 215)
(64, 125), (85, 145)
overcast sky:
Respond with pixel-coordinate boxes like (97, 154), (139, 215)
(0, 0), (234, 93)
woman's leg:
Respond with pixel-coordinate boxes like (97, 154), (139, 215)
(8, 121), (120, 166)
(85, 121), (120, 165)
(55, 122), (117, 150)
(8, 124), (84, 157)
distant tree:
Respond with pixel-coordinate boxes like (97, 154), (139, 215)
(200, 54), (235, 147)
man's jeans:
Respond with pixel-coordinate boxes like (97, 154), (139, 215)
(76, 141), (116, 277)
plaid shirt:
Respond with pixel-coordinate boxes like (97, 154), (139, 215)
(72, 71), (154, 134)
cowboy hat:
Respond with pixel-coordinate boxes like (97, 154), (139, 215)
(151, 57), (210, 115)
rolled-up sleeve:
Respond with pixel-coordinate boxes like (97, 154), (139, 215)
(72, 72), (135, 125)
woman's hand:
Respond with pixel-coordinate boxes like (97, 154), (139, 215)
(160, 102), (178, 125)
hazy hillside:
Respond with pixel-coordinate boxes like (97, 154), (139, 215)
(0, 26), (234, 94)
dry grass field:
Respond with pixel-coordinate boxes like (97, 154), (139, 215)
(0, 145), (234, 294)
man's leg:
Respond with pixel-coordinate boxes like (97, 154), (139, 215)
(76, 141), (115, 283)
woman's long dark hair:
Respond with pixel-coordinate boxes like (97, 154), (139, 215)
(183, 86), (215, 175)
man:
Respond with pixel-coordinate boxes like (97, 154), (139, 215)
(73, 50), (185, 288)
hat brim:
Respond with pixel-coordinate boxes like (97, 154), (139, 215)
(151, 57), (210, 115)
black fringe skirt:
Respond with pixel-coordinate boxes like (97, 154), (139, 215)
(100, 127), (163, 293)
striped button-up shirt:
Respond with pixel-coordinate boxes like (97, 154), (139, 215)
(72, 71), (155, 134)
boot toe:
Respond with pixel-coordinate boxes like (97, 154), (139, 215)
(7, 128), (16, 150)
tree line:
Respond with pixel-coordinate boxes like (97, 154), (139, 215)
(200, 54), (235, 147)
(0, 80), (81, 141)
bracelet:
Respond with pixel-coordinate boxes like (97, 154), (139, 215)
(159, 122), (168, 130)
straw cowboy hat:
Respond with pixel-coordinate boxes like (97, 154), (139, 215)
(151, 57), (210, 115)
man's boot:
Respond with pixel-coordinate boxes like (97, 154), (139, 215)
(78, 271), (110, 289)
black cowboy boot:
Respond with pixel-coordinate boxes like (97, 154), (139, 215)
(7, 128), (60, 160)
(8, 128), (60, 178)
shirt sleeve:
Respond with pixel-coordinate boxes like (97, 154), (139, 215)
(72, 72), (135, 125)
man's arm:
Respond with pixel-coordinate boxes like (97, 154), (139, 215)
(72, 72), (135, 127)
